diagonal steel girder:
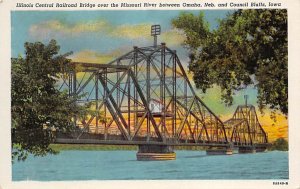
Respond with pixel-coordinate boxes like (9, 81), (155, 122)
(64, 44), (231, 144)
(128, 69), (164, 141)
(98, 73), (131, 140)
(138, 47), (227, 142)
(75, 69), (129, 135)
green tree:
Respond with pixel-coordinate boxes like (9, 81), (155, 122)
(11, 40), (85, 161)
(172, 10), (287, 115)
(270, 138), (288, 151)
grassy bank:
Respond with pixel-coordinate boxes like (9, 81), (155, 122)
(50, 144), (208, 151)
(51, 143), (287, 152)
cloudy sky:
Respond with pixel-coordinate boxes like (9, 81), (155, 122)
(11, 10), (287, 139)
(12, 10), (229, 59)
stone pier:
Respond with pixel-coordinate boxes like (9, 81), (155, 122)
(136, 145), (176, 160)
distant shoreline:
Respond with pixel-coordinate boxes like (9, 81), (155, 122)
(50, 141), (288, 152)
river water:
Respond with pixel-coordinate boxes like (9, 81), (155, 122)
(12, 150), (288, 181)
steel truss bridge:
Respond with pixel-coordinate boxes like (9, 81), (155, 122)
(55, 43), (268, 151)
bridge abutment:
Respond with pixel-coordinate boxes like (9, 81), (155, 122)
(136, 145), (176, 160)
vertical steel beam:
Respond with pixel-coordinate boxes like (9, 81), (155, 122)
(146, 56), (151, 141)
(95, 72), (99, 134)
(163, 44), (166, 137)
(133, 47), (138, 132)
(117, 60), (120, 107)
(128, 74), (131, 138)
(172, 51), (177, 138)
(161, 43), (166, 137)
(72, 70), (77, 129)
(73, 70), (77, 95)
(104, 69), (107, 140)
(216, 120), (219, 142)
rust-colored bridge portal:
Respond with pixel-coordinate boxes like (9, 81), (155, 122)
(56, 43), (268, 160)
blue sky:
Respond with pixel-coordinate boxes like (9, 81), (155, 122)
(11, 10), (229, 57)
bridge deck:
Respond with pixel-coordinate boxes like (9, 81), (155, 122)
(55, 138), (269, 148)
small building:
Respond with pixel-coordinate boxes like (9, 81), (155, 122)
(149, 99), (163, 113)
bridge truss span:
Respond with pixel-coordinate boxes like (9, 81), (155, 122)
(224, 105), (268, 146)
(57, 43), (228, 146)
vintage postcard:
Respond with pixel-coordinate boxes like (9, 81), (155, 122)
(0, 0), (299, 188)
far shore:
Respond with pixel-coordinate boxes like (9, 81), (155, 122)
(50, 143), (288, 152)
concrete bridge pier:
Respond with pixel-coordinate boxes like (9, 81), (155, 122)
(136, 145), (176, 160)
(238, 146), (256, 153)
(206, 147), (233, 155)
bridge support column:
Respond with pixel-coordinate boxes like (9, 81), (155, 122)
(136, 145), (176, 161)
(206, 147), (233, 155)
(238, 146), (256, 153)
(254, 146), (267, 153)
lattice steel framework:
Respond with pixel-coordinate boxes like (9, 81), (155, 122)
(57, 43), (229, 145)
(224, 105), (268, 146)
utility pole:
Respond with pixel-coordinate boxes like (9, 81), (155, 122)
(244, 95), (248, 106)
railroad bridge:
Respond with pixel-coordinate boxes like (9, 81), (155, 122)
(55, 25), (268, 160)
